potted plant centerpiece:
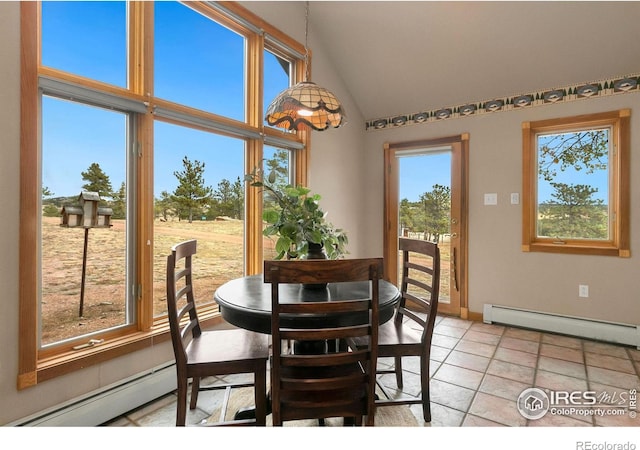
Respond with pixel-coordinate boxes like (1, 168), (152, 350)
(245, 169), (348, 262)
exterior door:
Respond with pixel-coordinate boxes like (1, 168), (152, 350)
(383, 134), (469, 318)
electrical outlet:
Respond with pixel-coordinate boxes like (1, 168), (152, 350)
(579, 284), (589, 298)
(510, 193), (520, 205)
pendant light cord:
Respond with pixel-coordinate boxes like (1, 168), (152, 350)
(304, 0), (310, 82)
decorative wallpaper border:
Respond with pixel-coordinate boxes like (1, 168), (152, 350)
(365, 73), (640, 131)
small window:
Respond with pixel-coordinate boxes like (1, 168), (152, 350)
(522, 110), (630, 257)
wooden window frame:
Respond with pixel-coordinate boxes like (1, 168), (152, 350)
(522, 109), (631, 257)
(19, 1), (309, 388)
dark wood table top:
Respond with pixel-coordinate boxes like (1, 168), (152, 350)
(214, 274), (400, 334)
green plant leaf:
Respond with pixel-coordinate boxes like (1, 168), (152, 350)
(262, 224), (279, 236)
(275, 236), (292, 256)
(307, 230), (322, 244)
(262, 209), (279, 224)
(245, 169), (349, 259)
(280, 222), (300, 239)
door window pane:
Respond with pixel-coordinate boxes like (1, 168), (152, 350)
(154, 2), (246, 121)
(398, 151), (451, 305)
(153, 121), (245, 317)
(41, 1), (127, 88)
(41, 96), (130, 346)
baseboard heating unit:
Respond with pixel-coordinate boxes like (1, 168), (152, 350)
(9, 362), (176, 426)
(483, 304), (640, 349)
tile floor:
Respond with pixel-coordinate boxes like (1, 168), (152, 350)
(103, 316), (640, 427)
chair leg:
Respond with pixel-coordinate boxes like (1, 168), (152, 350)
(394, 356), (403, 388)
(176, 377), (188, 426)
(254, 366), (267, 426)
(420, 355), (431, 422)
(189, 376), (200, 410)
(272, 408), (282, 426)
(365, 413), (374, 426)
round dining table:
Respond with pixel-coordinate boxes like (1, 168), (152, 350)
(214, 274), (401, 334)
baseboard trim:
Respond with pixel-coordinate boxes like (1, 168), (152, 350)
(9, 362), (176, 426)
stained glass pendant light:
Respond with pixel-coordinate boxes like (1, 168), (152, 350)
(265, 2), (346, 131)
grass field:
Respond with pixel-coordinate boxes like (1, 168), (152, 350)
(41, 216), (253, 345)
(41, 217), (446, 345)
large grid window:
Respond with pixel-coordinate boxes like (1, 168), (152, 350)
(522, 110), (630, 257)
(20, 1), (309, 387)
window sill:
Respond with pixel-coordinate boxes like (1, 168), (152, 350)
(522, 242), (630, 257)
(21, 313), (226, 389)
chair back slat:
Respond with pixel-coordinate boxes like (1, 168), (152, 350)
(281, 371), (368, 391)
(406, 260), (434, 275)
(406, 277), (433, 295)
(398, 307), (427, 328)
(280, 349), (370, 370)
(278, 298), (371, 314)
(264, 259), (380, 284)
(281, 325), (370, 343)
(265, 258), (382, 426)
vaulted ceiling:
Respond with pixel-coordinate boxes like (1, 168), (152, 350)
(303, 1), (640, 122)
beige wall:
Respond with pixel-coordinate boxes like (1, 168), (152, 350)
(1, 0), (638, 425)
(361, 94), (640, 324)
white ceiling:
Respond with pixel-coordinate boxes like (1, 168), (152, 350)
(303, 1), (640, 122)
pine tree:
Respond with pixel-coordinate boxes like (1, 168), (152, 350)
(81, 162), (113, 199)
(212, 177), (244, 219)
(111, 182), (126, 219)
(173, 156), (212, 223)
(538, 183), (607, 239)
(419, 184), (451, 243)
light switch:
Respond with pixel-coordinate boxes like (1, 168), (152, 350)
(484, 193), (498, 205)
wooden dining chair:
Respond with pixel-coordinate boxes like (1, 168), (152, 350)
(166, 239), (269, 426)
(264, 258), (382, 426)
(353, 237), (440, 422)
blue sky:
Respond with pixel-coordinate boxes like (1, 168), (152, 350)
(41, 1), (288, 199)
(536, 133), (609, 203)
(399, 153), (451, 202)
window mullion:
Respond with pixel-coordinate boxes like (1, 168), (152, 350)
(39, 75), (148, 113)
